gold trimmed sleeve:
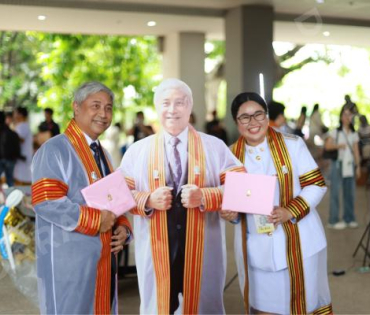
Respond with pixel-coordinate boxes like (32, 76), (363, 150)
(200, 187), (223, 212)
(74, 206), (101, 236)
(125, 176), (136, 190)
(299, 168), (326, 188)
(32, 178), (69, 206)
(220, 166), (246, 185)
(124, 176), (151, 217)
(130, 191), (151, 217)
(313, 303), (333, 315)
(286, 196), (310, 222)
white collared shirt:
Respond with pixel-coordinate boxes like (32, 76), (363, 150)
(83, 132), (96, 147)
(243, 137), (272, 175)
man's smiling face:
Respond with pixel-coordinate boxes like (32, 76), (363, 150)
(73, 91), (113, 140)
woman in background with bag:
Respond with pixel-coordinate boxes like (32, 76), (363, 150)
(325, 105), (361, 230)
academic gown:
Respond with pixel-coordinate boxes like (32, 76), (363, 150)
(233, 131), (332, 314)
(120, 127), (244, 314)
(32, 120), (132, 315)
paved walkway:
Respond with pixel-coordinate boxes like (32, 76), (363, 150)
(1, 185), (370, 314)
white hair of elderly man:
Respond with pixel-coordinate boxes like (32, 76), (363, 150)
(154, 78), (193, 108)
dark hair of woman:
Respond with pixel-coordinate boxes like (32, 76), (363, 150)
(338, 105), (355, 132)
(231, 92), (267, 121)
(16, 107), (28, 118)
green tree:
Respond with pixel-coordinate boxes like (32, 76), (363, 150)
(36, 33), (161, 128)
(205, 41), (331, 117)
(0, 31), (46, 110)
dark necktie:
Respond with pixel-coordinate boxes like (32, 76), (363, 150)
(90, 142), (104, 176)
(169, 137), (182, 191)
(90, 141), (115, 306)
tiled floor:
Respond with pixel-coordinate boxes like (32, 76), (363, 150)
(1, 185), (370, 314)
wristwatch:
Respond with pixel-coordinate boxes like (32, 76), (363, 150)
(124, 226), (131, 243)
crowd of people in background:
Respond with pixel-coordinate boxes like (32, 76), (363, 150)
(2, 78), (369, 314)
(0, 107), (60, 187)
(264, 94), (370, 231)
(1, 95), (370, 231)
(189, 93), (369, 233)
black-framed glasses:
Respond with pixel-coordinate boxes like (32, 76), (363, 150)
(237, 111), (267, 125)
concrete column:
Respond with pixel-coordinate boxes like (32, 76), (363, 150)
(162, 32), (206, 131)
(225, 5), (274, 141)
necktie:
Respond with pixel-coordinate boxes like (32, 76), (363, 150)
(90, 142), (104, 176)
(169, 137), (182, 191)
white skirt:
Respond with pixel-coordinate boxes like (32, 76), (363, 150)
(249, 248), (331, 314)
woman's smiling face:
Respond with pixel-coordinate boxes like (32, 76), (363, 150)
(236, 101), (269, 146)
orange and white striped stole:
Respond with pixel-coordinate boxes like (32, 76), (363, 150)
(64, 119), (113, 315)
(267, 127), (307, 314)
(231, 136), (250, 313)
(148, 125), (206, 314)
(299, 168), (326, 188)
(32, 178), (69, 206)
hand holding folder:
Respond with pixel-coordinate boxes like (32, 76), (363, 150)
(222, 172), (276, 215)
(81, 170), (136, 216)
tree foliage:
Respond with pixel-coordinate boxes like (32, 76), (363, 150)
(0, 31), (161, 129)
(36, 33), (161, 128)
(206, 41), (331, 90)
(205, 40), (332, 116)
(0, 31), (46, 110)
(274, 45), (332, 88)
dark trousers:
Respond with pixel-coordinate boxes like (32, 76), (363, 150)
(0, 159), (15, 187)
(110, 253), (116, 307)
(169, 250), (185, 314)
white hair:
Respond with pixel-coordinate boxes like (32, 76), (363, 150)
(153, 78), (193, 108)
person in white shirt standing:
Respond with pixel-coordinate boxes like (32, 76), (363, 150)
(13, 107), (33, 185)
(324, 105), (361, 229)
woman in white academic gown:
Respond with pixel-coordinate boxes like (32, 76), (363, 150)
(221, 92), (333, 315)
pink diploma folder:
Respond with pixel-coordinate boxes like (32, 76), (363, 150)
(222, 172), (277, 215)
(81, 170), (136, 216)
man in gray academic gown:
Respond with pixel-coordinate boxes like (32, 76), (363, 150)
(32, 82), (132, 314)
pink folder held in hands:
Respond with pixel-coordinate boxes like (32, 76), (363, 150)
(222, 172), (276, 215)
(81, 170), (136, 216)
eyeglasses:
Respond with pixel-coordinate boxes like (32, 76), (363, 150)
(237, 111), (267, 125)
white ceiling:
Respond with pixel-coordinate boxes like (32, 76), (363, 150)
(70, 0), (370, 21)
(0, 0), (370, 46)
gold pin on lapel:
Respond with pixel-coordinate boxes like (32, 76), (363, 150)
(91, 171), (98, 182)
(282, 165), (288, 174)
(246, 189), (252, 197)
(108, 194), (113, 201)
